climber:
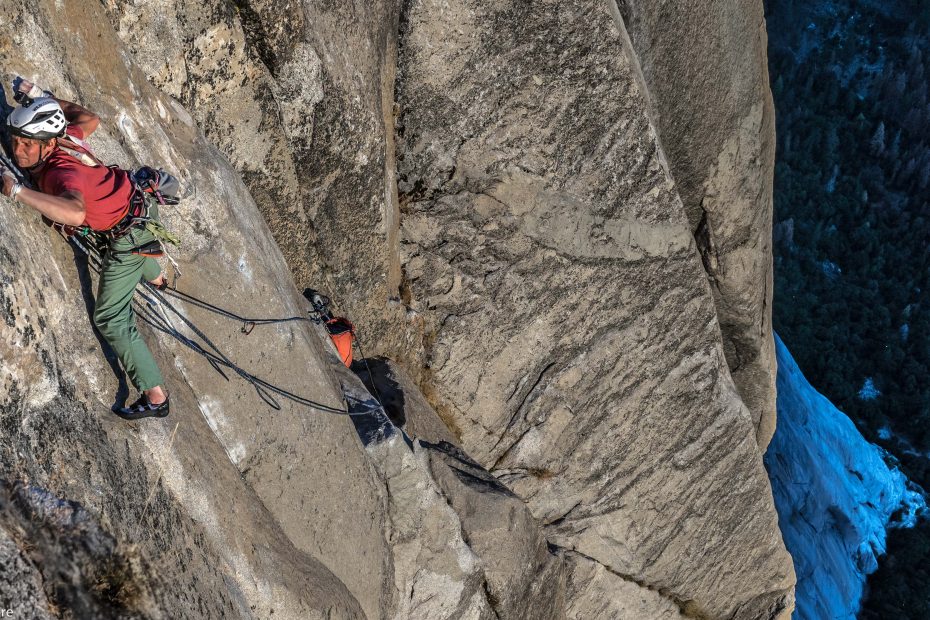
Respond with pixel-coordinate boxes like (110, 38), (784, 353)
(0, 77), (171, 420)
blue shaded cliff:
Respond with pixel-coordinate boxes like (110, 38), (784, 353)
(766, 334), (926, 619)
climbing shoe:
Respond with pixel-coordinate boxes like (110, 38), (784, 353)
(115, 395), (170, 420)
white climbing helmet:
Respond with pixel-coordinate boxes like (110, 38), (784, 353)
(7, 97), (66, 141)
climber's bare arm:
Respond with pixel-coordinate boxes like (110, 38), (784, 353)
(0, 174), (86, 226)
(56, 99), (99, 137)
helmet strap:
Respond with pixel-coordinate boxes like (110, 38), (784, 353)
(38, 138), (58, 162)
(25, 139), (55, 172)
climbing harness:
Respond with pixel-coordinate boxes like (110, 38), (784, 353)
(132, 167), (183, 245)
(100, 189), (155, 240)
(99, 167), (183, 245)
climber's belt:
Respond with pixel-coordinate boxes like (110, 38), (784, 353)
(100, 190), (150, 240)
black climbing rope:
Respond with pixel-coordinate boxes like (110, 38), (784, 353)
(158, 286), (315, 335)
(64, 230), (382, 417)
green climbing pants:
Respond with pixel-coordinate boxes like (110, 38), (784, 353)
(93, 206), (164, 392)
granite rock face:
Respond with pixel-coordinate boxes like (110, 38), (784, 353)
(3, 0), (796, 617)
(395, 0), (793, 616)
(2, 3), (386, 616)
(2, 2), (560, 618)
(563, 553), (687, 620)
(621, 0), (778, 447)
(0, 486), (55, 620)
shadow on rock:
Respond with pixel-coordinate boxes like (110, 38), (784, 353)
(342, 380), (401, 448)
(422, 440), (516, 499)
(351, 357), (406, 427)
(0, 480), (148, 618)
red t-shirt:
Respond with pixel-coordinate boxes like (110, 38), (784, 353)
(34, 126), (134, 231)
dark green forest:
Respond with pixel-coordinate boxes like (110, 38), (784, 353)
(764, 0), (930, 616)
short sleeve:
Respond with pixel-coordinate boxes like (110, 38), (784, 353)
(65, 124), (85, 141)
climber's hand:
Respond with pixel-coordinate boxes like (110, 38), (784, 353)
(0, 164), (15, 197)
(12, 75), (51, 104)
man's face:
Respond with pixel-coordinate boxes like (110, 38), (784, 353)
(11, 135), (54, 168)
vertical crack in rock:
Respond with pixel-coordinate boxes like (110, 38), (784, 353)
(620, 0), (778, 446)
(228, 0), (279, 72)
